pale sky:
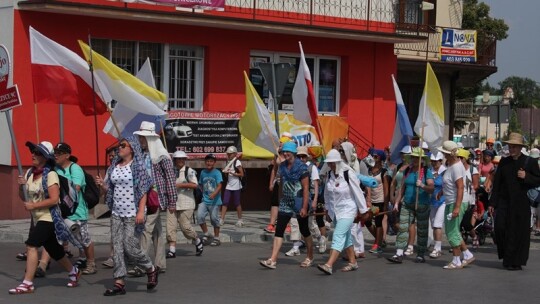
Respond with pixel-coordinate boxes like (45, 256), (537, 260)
(482, 0), (540, 87)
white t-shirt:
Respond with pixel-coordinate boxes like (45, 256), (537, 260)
(442, 161), (465, 205)
(224, 158), (242, 191)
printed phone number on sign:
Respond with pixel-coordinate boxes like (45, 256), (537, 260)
(191, 146), (227, 153)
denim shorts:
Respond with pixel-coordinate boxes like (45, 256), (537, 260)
(196, 204), (221, 227)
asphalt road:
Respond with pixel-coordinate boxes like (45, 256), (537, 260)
(1, 240), (539, 304)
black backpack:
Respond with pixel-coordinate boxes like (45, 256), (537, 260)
(183, 166), (203, 205)
(69, 164), (100, 210)
(234, 159), (247, 190)
(27, 168), (78, 218)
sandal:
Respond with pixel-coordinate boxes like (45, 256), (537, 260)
(341, 263), (359, 272)
(127, 266), (145, 277)
(260, 259), (277, 269)
(16, 252), (27, 261)
(35, 266), (46, 278)
(147, 266), (159, 290)
(104, 282), (126, 296)
(317, 263), (333, 275)
(404, 247), (414, 256)
(8, 282), (34, 294)
(387, 255), (403, 264)
(300, 258), (313, 268)
(67, 268), (81, 287)
(166, 250), (176, 259)
(195, 238), (204, 256)
(210, 239), (221, 246)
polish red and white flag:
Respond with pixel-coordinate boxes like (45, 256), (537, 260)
(29, 26), (109, 115)
(292, 42), (321, 138)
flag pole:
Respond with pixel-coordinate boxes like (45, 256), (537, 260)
(106, 104), (122, 138)
(34, 103), (40, 142)
(159, 118), (168, 151)
(88, 33), (101, 176)
(415, 66), (429, 212)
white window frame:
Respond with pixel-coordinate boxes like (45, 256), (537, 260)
(163, 44), (204, 112)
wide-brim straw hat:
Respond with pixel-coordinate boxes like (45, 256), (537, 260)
(437, 140), (459, 155)
(503, 132), (527, 147)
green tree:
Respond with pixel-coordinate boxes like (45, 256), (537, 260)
(506, 109), (522, 138)
(462, 0), (509, 42)
(498, 76), (540, 108)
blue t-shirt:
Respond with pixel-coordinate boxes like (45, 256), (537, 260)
(57, 163), (88, 221)
(402, 167), (433, 206)
(430, 171), (445, 207)
(199, 168), (223, 206)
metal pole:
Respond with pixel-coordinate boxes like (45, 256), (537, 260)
(59, 104), (64, 142)
(497, 101), (501, 140)
(271, 63), (280, 136)
(5, 110), (28, 201)
(531, 99), (534, 148)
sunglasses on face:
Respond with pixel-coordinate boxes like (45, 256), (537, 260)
(31, 151), (42, 157)
(119, 143), (129, 149)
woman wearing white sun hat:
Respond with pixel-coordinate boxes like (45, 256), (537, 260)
(428, 151), (446, 258)
(437, 141), (475, 269)
(316, 149), (371, 275)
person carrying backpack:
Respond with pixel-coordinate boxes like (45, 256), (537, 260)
(220, 146), (245, 227)
(166, 151), (203, 257)
(54, 143), (98, 275)
(9, 141), (82, 295)
(387, 147), (434, 264)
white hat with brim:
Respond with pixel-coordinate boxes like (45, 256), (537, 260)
(430, 151), (444, 161)
(173, 151), (188, 159)
(324, 149), (342, 163)
(26, 141), (55, 160)
(437, 140), (459, 155)
(133, 121), (159, 137)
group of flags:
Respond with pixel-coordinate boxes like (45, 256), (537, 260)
(390, 63), (445, 164)
(28, 26), (444, 159)
(29, 27), (166, 138)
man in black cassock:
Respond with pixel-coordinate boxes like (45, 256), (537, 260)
(489, 133), (540, 270)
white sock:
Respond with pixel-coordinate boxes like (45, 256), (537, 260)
(463, 249), (473, 260)
(434, 241), (442, 251)
(452, 256), (462, 266)
(22, 280), (33, 286)
(407, 245), (414, 250)
(70, 266), (78, 275)
(293, 241), (303, 248)
(169, 246), (176, 253)
(396, 249), (404, 256)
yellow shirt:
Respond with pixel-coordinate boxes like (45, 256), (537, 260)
(26, 171), (59, 222)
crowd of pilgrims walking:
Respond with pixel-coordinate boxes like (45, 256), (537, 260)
(8, 122), (540, 295)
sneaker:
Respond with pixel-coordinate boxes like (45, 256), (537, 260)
(102, 257), (114, 268)
(82, 264), (97, 275)
(369, 245), (382, 254)
(318, 236), (327, 254)
(462, 256), (476, 267)
(404, 247), (414, 256)
(260, 259), (277, 269)
(443, 262), (463, 270)
(264, 224), (276, 233)
(285, 225), (291, 234)
(219, 218), (225, 226)
(285, 247), (301, 256)
(429, 249), (442, 259)
(235, 219), (244, 228)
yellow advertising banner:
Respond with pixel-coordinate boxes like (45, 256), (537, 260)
(241, 114), (349, 159)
